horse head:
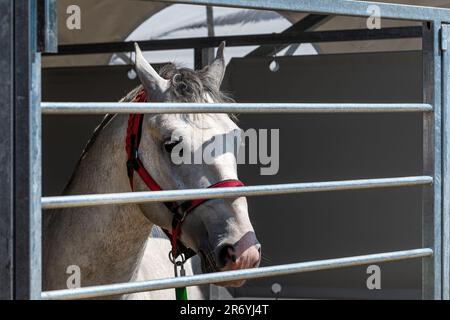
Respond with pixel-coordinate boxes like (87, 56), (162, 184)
(131, 42), (261, 287)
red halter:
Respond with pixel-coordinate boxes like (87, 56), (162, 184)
(125, 89), (244, 259)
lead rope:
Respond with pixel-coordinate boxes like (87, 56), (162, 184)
(169, 251), (188, 300)
(169, 211), (188, 300)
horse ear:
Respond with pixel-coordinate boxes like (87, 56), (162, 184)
(134, 43), (170, 101)
(203, 41), (226, 89)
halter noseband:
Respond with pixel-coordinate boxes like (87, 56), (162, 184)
(125, 89), (244, 260)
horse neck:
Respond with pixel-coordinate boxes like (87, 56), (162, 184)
(43, 114), (155, 291)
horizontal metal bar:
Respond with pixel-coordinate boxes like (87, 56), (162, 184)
(42, 176), (432, 210)
(154, 0), (450, 23)
(41, 103), (433, 115)
(41, 248), (433, 300)
(45, 27), (421, 56)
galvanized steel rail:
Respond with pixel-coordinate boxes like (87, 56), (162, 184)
(50, 26), (422, 55)
(41, 102), (433, 115)
(156, 0), (450, 23)
(42, 176), (433, 210)
(41, 248), (433, 300)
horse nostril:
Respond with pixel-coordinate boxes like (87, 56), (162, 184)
(255, 245), (262, 267)
(255, 244), (262, 257)
(218, 244), (236, 267)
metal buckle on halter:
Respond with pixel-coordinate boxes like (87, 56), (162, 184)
(169, 251), (187, 277)
(126, 148), (140, 173)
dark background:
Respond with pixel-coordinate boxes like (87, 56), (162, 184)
(42, 51), (423, 299)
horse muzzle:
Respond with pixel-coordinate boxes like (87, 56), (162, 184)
(199, 241), (261, 287)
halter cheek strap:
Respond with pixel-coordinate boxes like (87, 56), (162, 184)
(125, 89), (244, 260)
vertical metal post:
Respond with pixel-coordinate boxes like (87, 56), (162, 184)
(194, 47), (204, 70)
(442, 24), (450, 301)
(194, 7), (215, 70)
(422, 21), (443, 300)
(37, 0), (58, 53)
(203, 6), (215, 66)
(0, 0), (14, 300)
(14, 0), (42, 300)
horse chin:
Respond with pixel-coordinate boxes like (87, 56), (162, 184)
(199, 249), (219, 273)
(198, 250), (247, 288)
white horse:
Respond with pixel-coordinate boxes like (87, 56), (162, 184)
(43, 42), (261, 299)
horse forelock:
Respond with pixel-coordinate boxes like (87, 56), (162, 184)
(121, 63), (237, 124)
(165, 64), (233, 103)
(123, 64), (232, 102)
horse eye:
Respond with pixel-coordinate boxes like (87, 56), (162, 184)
(164, 138), (182, 153)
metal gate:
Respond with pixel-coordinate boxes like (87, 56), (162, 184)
(1, 0), (450, 300)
